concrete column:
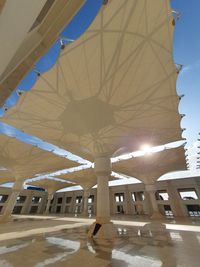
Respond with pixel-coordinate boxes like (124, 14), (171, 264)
(93, 190), (97, 215)
(50, 195), (57, 213)
(37, 195), (45, 214)
(44, 192), (54, 215)
(21, 191), (33, 214)
(125, 185), (132, 215)
(96, 174), (110, 223)
(38, 194), (47, 214)
(166, 181), (185, 217)
(67, 194), (74, 214)
(109, 188), (114, 215)
(145, 184), (163, 219)
(88, 156), (116, 239)
(0, 179), (24, 223)
(144, 190), (151, 215)
(71, 192), (76, 214)
(82, 188), (90, 216)
(193, 178), (200, 200)
(61, 195), (67, 214)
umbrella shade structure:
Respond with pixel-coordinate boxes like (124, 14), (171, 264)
(0, 134), (79, 180)
(2, 0), (183, 161)
(112, 146), (187, 184)
(28, 178), (76, 215)
(0, 170), (15, 184)
(28, 178), (75, 192)
(0, 134), (79, 223)
(57, 167), (119, 189)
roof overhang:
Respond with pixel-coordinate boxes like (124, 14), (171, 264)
(0, 0), (86, 105)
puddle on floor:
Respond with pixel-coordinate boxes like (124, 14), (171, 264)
(0, 224), (199, 267)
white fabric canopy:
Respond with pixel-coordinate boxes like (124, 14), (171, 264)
(28, 178), (74, 192)
(0, 170), (15, 184)
(112, 146), (186, 184)
(0, 134), (78, 180)
(2, 0), (182, 161)
(57, 167), (118, 189)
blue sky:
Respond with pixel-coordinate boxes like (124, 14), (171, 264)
(170, 0), (200, 172)
(171, 0), (200, 145)
(1, 0), (200, 189)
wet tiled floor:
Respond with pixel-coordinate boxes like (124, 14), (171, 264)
(0, 215), (200, 267)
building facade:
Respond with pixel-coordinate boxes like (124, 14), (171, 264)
(0, 177), (200, 218)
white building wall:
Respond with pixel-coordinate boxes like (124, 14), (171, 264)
(0, 177), (200, 218)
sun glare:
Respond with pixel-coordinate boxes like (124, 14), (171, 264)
(140, 144), (152, 154)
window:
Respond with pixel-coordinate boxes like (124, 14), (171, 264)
(30, 206), (38, 214)
(56, 206), (61, 213)
(0, 194), (8, 203)
(12, 206), (22, 214)
(132, 192), (144, 201)
(66, 197), (72, 204)
(132, 193), (136, 202)
(76, 196), (82, 204)
(115, 193), (124, 202)
(186, 205), (200, 217)
(156, 190), (169, 201)
(32, 197), (42, 204)
(88, 195), (94, 204)
(117, 205), (124, 213)
(65, 206), (71, 213)
(178, 188), (198, 200)
(88, 205), (93, 215)
(164, 205), (173, 217)
(75, 205), (81, 214)
(16, 196), (26, 203)
(57, 197), (63, 204)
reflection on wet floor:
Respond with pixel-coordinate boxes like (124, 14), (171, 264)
(0, 220), (200, 267)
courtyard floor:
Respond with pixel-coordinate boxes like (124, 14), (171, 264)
(0, 215), (199, 267)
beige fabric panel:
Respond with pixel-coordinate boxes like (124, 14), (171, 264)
(0, 0), (6, 15)
(112, 146), (186, 183)
(2, 0), (182, 160)
(29, 178), (73, 192)
(0, 134), (78, 179)
(57, 167), (117, 188)
(0, 170), (15, 184)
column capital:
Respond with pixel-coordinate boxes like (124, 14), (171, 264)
(47, 192), (54, 200)
(83, 188), (91, 198)
(12, 179), (24, 192)
(145, 183), (156, 193)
